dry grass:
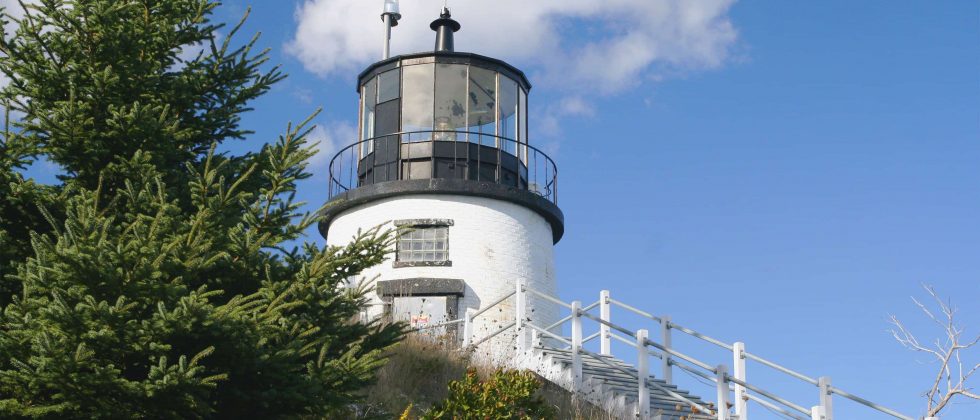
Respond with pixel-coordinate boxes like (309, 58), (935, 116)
(538, 378), (620, 420)
(350, 333), (617, 419)
(353, 334), (472, 418)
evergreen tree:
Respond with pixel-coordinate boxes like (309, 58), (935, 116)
(0, 0), (281, 301)
(0, 1), (404, 417)
(0, 122), (59, 301)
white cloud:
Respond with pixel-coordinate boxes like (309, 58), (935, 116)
(286, 0), (738, 95)
(558, 96), (596, 118)
(169, 31), (225, 73)
(539, 95), (596, 138)
(1, 0), (30, 19)
(1, 1), (46, 92)
(2, 0), (43, 35)
(292, 87), (314, 105)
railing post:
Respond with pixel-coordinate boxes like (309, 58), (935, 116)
(636, 329), (651, 419)
(515, 279), (528, 353)
(600, 290), (611, 356)
(810, 406), (825, 420)
(462, 308), (475, 348)
(716, 365), (730, 420)
(733, 342), (747, 419)
(818, 376), (833, 420)
(661, 315), (673, 385)
(571, 300), (583, 392)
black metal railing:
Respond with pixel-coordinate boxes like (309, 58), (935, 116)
(327, 130), (558, 205)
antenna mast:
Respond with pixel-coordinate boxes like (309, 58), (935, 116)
(381, 0), (402, 59)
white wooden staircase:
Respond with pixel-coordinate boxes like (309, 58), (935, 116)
(515, 346), (715, 419)
(416, 281), (914, 420)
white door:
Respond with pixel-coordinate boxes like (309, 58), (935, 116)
(392, 296), (449, 331)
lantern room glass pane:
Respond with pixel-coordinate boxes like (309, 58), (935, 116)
(519, 88), (527, 162)
(402, 64), (435, 142)
(378, 69), (400, 103)
(434, 64), (467, 141)
(498, 76), (518, 155)
(360, 77), (377, 155)
(467, 66), (496, 147)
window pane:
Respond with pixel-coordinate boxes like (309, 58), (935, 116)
(519, 88), (528, 163)
(378, 69), (400, 103)
(467, 67), (496, 146)
(498, 76), (518, 155)
(396, 226), (449, 263)
(434, 64), (467, 141)
(361, 77), (377, 155)
(402, 64), (435, 141)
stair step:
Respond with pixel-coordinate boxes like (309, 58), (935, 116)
(541, 351), (704, 399)
(534, 347), (712, 420)
(546, 364), (700, 395)
(532, 346), (717, 419)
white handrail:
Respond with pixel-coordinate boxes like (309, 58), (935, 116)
(543, 313), (573, 332)
(413, 318), (465, 331)
(579, 310), (636, 338)
(728, 373), (811, 416)
(743, 351), (818, 386)
(466, 321), (516, 349)
(645, 338), (718, 373)
(746, 393), (808, 420)
(829, 386), (913, 420)
(582, 331), (600, 344)
(471, 290), (515, 319)
(577, 346), (715, 416)
(667, 320), (734, 351)
(670, 358), (715, 382)
(527, 322), (573, 347)
(610, 333), (665, 361)
(581, 300), (601, 313)
(609, 297), (663, 323)
(671, 358), (810, 418)
(406, 284), (913, 420)
(526, 287), (573, 309)
(526, 285), (911, 420)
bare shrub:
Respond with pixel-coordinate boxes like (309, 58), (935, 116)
(889, 285), (979, 417)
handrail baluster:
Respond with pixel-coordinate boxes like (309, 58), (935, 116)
(637, 329), (651, 419)
(716, 365), (730, 420)
(600, 290), (611, 356)
(733, 342), (748, 420)
(571, 301), (583, 392)
(662, 315), (673, 385)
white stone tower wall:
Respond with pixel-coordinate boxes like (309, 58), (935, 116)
(325, 194), (559, 358)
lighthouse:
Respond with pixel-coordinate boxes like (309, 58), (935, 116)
(319, 5), (563, 358)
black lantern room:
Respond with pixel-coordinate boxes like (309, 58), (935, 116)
(320, 8), (564, 243)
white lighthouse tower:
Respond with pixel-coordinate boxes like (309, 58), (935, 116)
(319, 6), (563, 358)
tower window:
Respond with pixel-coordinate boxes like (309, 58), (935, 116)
(377, 69), (401, 103)
(398, 227), (448, 262)
(393, 219), (453, 267)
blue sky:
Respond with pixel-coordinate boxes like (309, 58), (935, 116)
(19, 0), (980, 418)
